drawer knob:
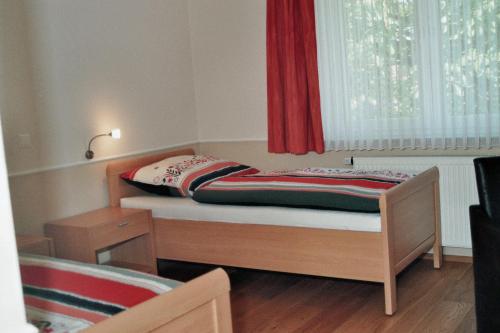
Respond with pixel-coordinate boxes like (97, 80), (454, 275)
(117, 221), (129, 228)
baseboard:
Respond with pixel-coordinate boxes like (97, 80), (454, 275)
(442, 246), (472, 257)
(423, 246), (472, 263)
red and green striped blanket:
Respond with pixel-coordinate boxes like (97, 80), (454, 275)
(20, 254), (181, 333)
(193, 168), (413, 213)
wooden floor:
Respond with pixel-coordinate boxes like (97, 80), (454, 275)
(158, 258), (475, 333)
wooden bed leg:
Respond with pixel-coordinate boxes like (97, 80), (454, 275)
(433, 230), (443, 269)
(384, 274), (397, 315)
(433, 180), (443, 269)
(380, 195), (397, 315)
(433, 244), (443, 269)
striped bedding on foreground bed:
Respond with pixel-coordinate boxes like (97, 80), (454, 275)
(20, 254), (182, 333)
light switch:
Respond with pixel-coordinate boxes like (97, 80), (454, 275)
(18, 133), (32, 148)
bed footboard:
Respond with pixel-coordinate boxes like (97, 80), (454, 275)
(380, 166), (442, 315)
(83, 268), (232, 333)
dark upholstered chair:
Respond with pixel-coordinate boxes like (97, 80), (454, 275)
(470, 156), (500, 332)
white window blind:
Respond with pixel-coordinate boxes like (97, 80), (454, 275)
(315, 0), (499, 151)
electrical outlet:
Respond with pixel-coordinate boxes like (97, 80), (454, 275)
(343, 156), (353, 165)
(17, 134), (32, 148)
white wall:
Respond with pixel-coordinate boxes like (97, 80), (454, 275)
(1, 0), (198, 174)
(0, 119), (36, 332)
(188, 0), (267, 141)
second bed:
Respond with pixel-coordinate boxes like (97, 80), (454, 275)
(106, 148), (442, 315)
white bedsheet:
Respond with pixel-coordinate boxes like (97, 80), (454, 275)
(120, 196), (382, 232)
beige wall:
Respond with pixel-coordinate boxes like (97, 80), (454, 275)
(0, 0), (41, 172)
(188, 0), (267, 141)
(0, 0), (199, 235)
(1, 0), (198, 174)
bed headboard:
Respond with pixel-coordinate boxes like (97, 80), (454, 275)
(106, 148), (195, 207)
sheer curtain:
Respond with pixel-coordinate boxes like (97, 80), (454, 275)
(315, 0), (499, 151)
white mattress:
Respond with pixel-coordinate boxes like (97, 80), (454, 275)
(120, 196), (382, 232)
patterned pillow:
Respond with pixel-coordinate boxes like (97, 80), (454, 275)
(121, 155), (259, 197)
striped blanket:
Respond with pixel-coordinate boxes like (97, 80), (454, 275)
(193, 168), (413, 212)
(20, 254), (181, 333)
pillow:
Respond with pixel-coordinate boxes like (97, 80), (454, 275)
(120, 155), (259, 197)
(193, 167), (413, 212)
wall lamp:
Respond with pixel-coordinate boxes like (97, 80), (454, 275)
(85, 128), (121, 159)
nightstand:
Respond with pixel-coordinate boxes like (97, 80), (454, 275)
(45, 207), (157, 274)
(16, 235), (55, 257)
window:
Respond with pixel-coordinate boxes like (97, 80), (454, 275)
(315, 0), (499, 150)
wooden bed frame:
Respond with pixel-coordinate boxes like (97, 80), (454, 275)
(106, 148), (443, 315)
(84, 268), (232, 333)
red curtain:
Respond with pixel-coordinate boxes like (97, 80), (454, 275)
(266, 0), (324, 154)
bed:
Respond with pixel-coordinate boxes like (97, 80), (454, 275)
(20, 254), (232, 333)
(106, 148), (443, 315)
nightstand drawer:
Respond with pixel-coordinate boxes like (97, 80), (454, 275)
(92, 213), (149, 249)
(17, 235), (54, 257)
